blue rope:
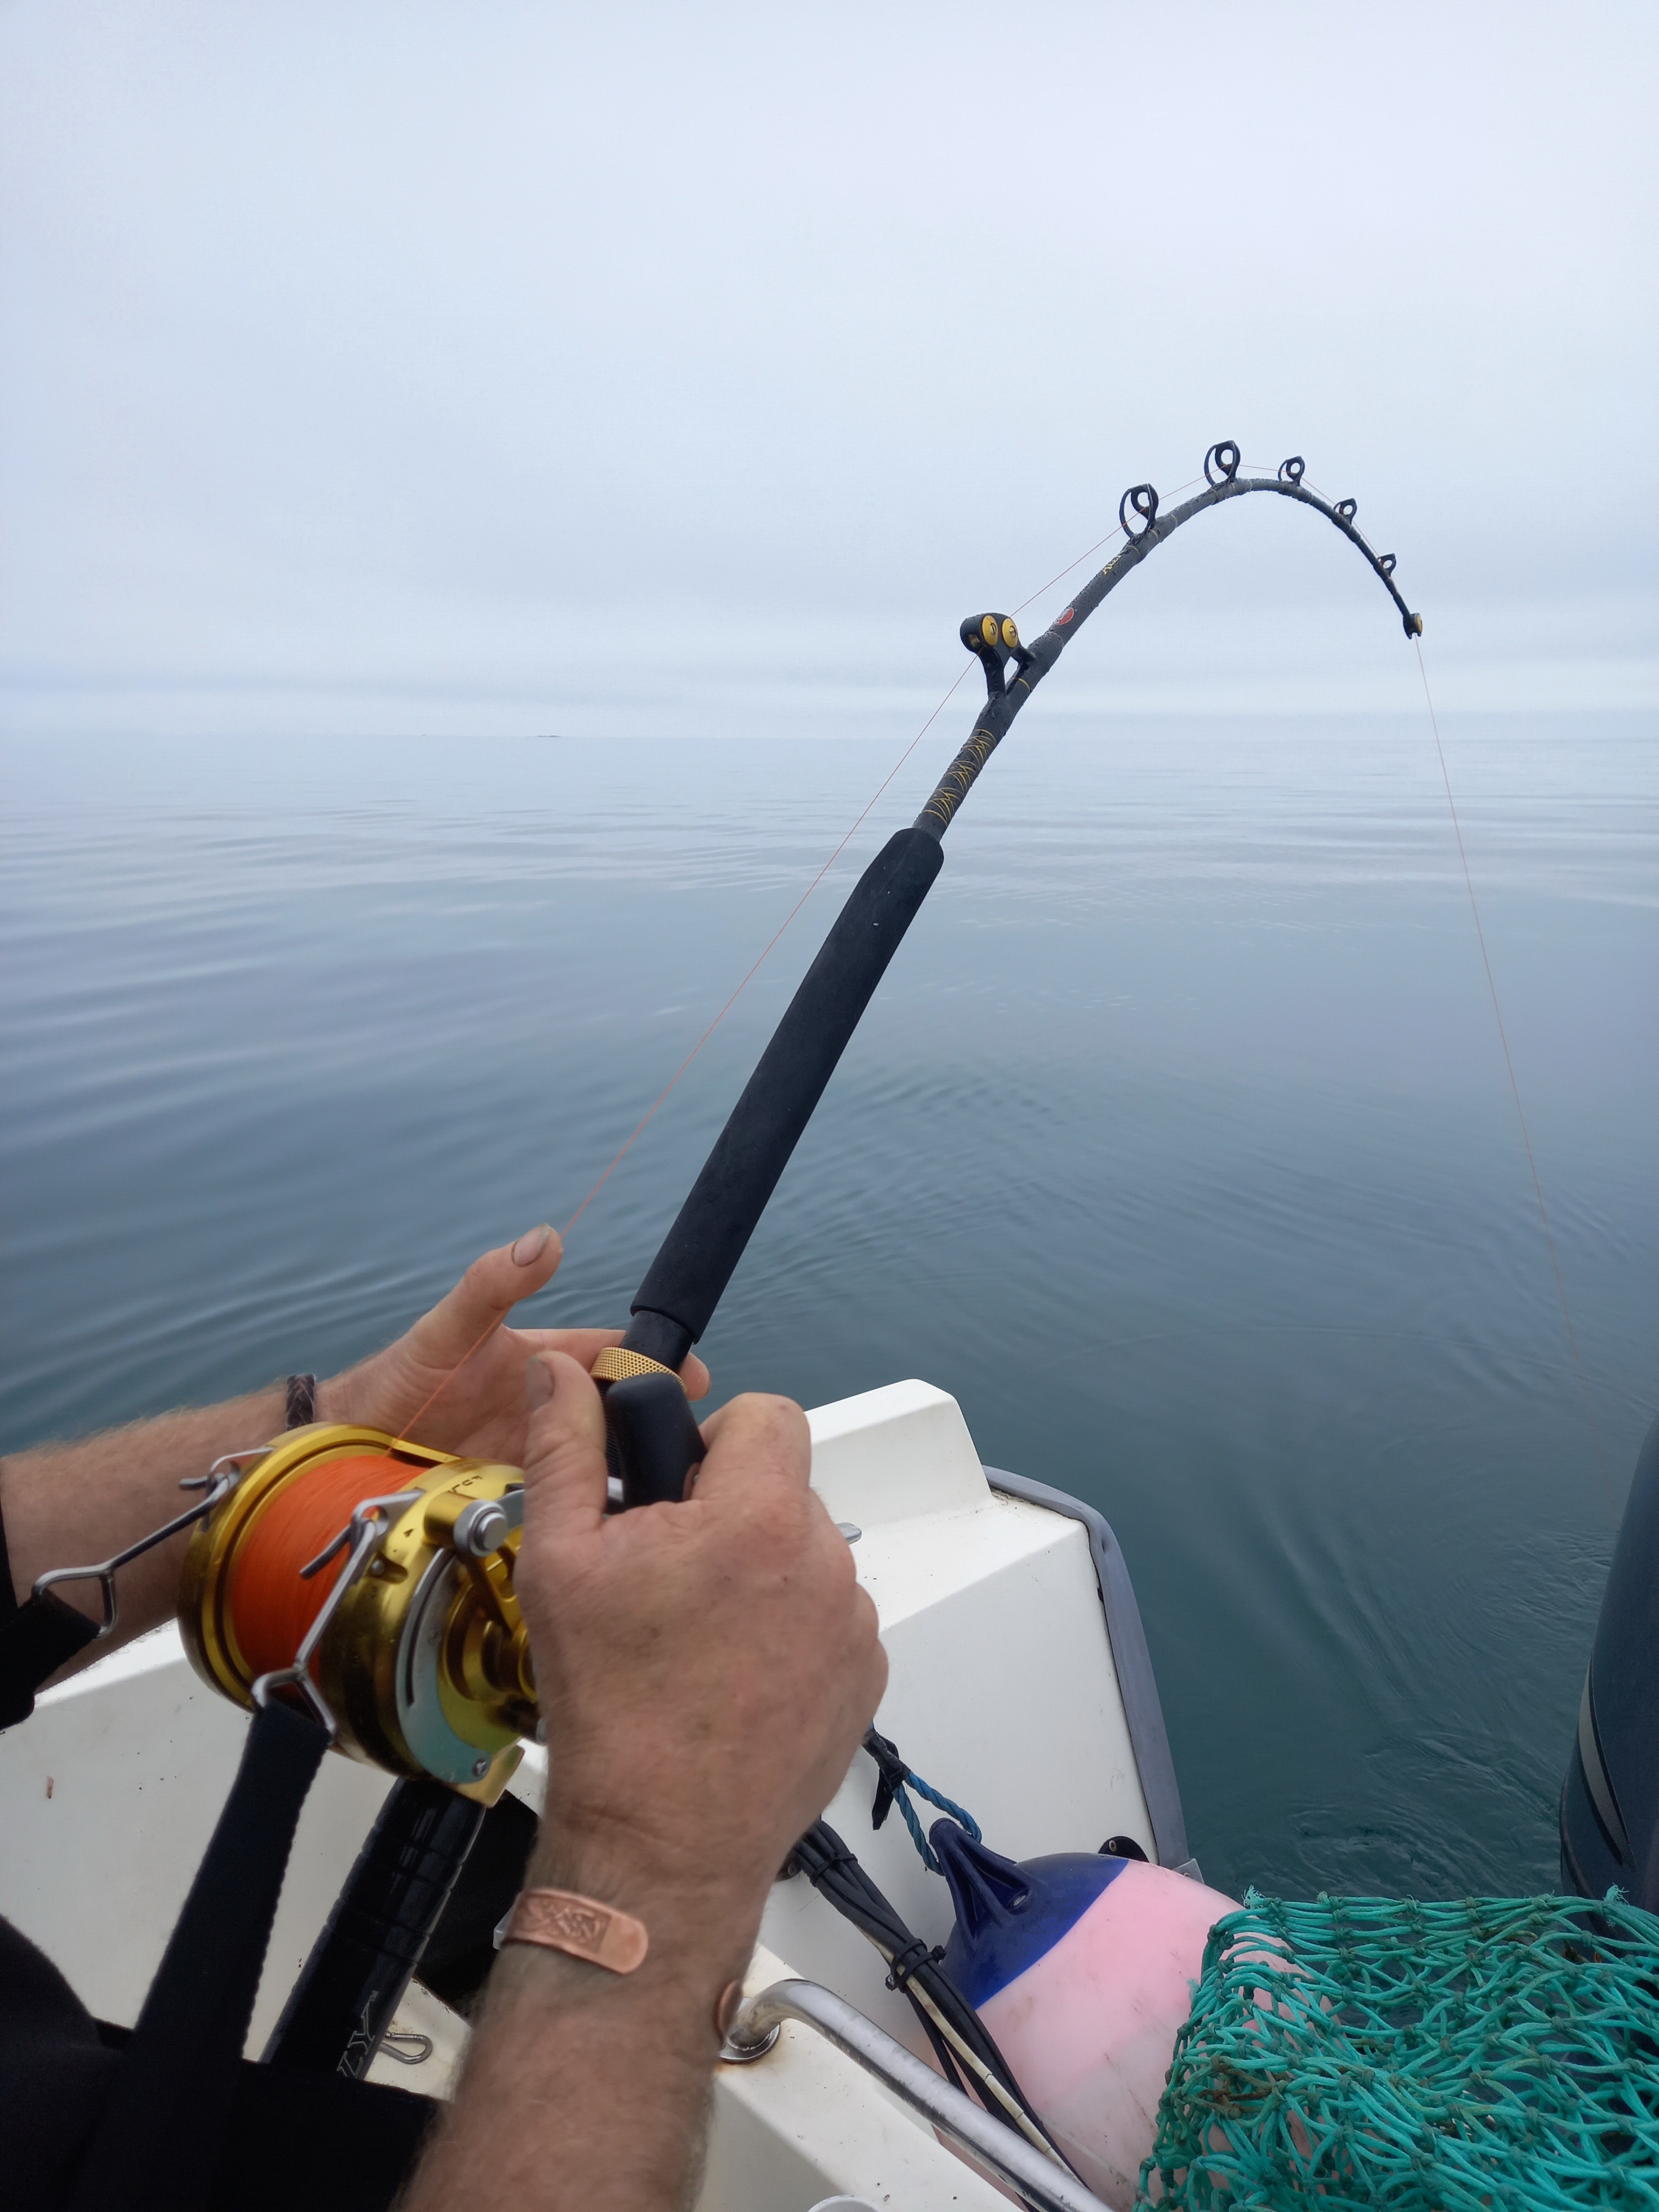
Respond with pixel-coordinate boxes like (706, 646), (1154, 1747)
(864, 1726), (982, 1873)
(886, 1765), (983, 1874)
(872, 1734), (987, 1876)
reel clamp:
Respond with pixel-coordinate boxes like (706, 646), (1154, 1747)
(960, 612), (1035, 700)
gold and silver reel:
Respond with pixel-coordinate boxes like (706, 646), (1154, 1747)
(178, 1426), (535, 1803)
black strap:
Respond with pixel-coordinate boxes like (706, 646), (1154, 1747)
(2, 1490), (441, 2203)
(863, 1725), (912, 1832)
(64, 1699), (332, 2212)
(2, 1915), (435, 2212)
(0, 1483), (101, 1728)
(0, 1473), (100, 1729)
(0, 1589), (100, 1727)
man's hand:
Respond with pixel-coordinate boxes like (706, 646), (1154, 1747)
(1, 1227), (706, 1662)
(517, 1352), (886, 1922)
(324, 1224), (709, 1458)
(402, 1355), (886, 2212)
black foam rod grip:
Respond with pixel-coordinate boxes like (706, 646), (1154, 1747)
(627, 826), (944, 1361)
(607, 1371), (708, 1510)
(262, 1776), (484, 2077)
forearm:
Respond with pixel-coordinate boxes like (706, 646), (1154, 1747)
(0, 1227), (640, 1682)
(401, 1823), (760, 2212)
(0, 1383), (294, 1651)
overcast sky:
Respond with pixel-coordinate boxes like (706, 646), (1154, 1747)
(2, 1), (1654, 739)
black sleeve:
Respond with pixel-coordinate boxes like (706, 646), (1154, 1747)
(0, 1915), (438, 2211)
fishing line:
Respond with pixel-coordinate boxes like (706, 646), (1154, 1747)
(552, 488), (1218, 1241)
(393, 669), (977, 1440)
(226, 1453), (409, 1678)
(1413, 639), (1613, 1513)
(393, 457), (1403, 1438)
(389, 514), (1153, 1440)
(556, 668), (974, 1242)
(1011, 521), (1125, 616)
(547, 502), (1190, 1230)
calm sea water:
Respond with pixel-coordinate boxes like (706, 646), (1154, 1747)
(3, 713), (1654, 1902)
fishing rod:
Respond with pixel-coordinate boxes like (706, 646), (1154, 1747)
(597, 440), (1423, 1509)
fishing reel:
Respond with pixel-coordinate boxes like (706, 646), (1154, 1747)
(178, 1425), (534, 1804)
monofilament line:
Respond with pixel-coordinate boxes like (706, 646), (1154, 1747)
(394, 474), (1362, 1434)
(556, 505), (1147, 1243)
(556, 666), (973, 1243)
(393, 519), (1150, 1439)
(391, 680), (971, 1441)
(1415, 638), (1612, 1514)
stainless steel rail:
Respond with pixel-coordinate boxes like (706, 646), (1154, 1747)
(719, 1978), (1110, 2212)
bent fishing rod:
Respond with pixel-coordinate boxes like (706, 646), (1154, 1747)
(0, 439), (1422, 1726)
(599, 441), (1423, 1507)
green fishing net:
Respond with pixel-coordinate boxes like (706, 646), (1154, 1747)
(1140, 1890), (1659, 2210)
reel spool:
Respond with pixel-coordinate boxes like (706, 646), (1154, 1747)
(178, 1424), (534, 1804)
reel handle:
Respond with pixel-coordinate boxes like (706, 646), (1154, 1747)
(604, 1370), (707, 1510)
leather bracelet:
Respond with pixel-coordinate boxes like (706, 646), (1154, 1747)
(284, 1374), (318, 1428)
(500, 1886), (650, 1974)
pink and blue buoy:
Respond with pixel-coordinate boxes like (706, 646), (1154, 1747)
(933, 1822), (1239, 2210)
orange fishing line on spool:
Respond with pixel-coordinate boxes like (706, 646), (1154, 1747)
(227, 1454), (410, 1681)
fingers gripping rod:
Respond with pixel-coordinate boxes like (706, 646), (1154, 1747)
(602, 444), (1422, 1507)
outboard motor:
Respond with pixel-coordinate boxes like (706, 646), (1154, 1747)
(1560, 1412), (1659, 1911)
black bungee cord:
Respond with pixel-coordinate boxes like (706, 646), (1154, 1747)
(790, 1817), (1068, 2164)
